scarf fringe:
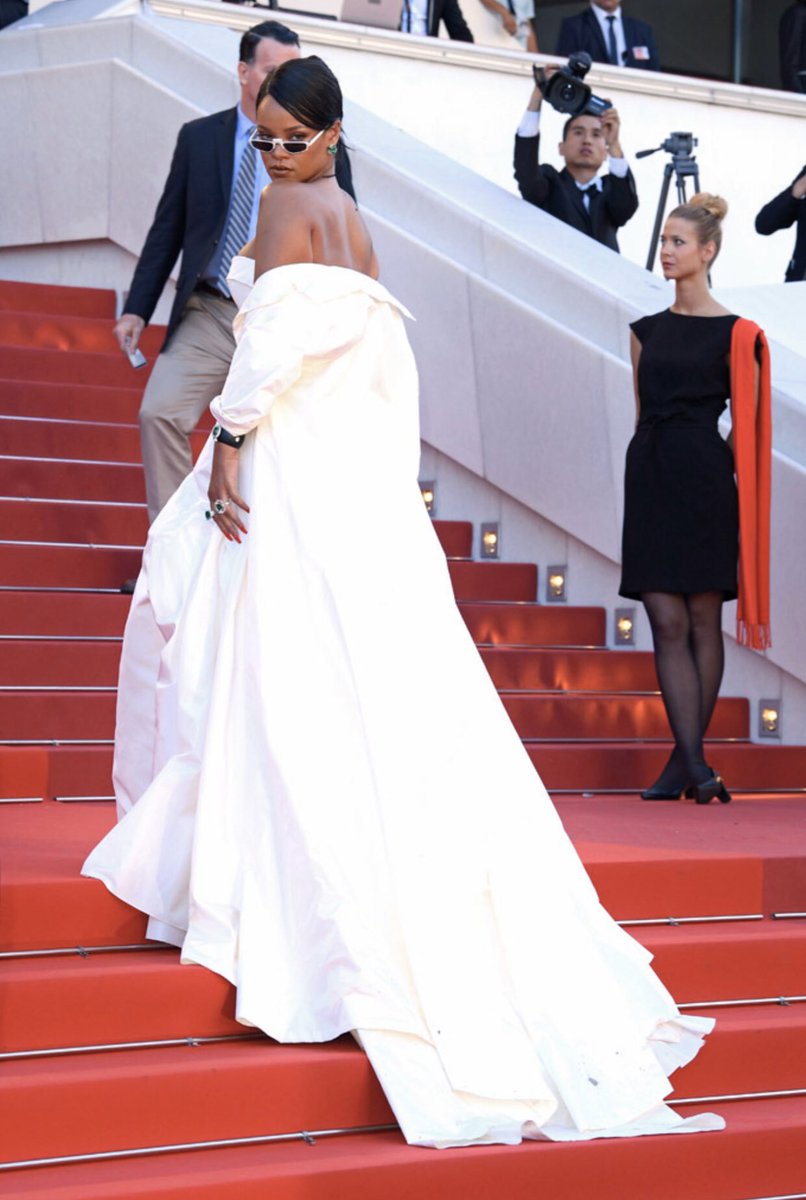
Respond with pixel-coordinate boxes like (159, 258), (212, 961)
(736, 619), (772, 652)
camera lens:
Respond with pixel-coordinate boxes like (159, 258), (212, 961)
(559, 81), (576, 102)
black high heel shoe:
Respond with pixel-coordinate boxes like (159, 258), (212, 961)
(640, 784), (685, 801)
(693, 771), (732, 805)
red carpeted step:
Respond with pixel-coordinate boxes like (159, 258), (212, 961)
(0, 1039), (394, 1164)
(0, 499), (149, 547)
(0, 312), (165, 357)
(0, 379), (143, 423)
(431, 520), (472, 559)
(0, 591), (129, 636)
(448, 561), (537, 602)
(673, 1003), (806, 1097)
(0, 415), (207, 463)
(527, 741), (806, 792)
(4, 1003), (803, 1166)
(3, 923), (802, 1054)
(1, 456), (145, 503)
(0, 747), (50, 803)
(0, 950), (240, 1053)
(0, 544), (142, 588)
(460, 601), (606, 646)
(0, 640), (121, 686)
(481, 646), (659, 692)
(0, 280), (116, 320)
(634, 919), (806, 1002)
(0, 507), (468, 559)
(502, 693), (748, 741)
(4, 689), (746, 743)
(46, 744), (114, 799)
(2, 1099), (806, 1199)
(0, 691), (116, 740)
(0, 415), (141, 462)
(0, 346), (151, 388)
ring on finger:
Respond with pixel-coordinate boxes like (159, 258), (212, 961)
(213, 498), (230, 515)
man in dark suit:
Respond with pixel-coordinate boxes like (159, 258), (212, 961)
(400, 0), (473, 41)
(0, 0), (27, 29)
(779, 0), (806, 92)
(513, 81), (638, 253)
(755, 166), (806, 282)
(556, 1), (659, 71)
(114, 20), (354, 535)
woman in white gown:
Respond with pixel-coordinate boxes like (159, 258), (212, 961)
(83, 57), (723, 1149)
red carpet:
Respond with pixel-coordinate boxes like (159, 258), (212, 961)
(1, 278), (805, 1196)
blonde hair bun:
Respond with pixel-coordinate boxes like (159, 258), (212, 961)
(690, 192), (728, 222)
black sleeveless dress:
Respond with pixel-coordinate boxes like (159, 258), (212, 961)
(619, 309), (739, 600)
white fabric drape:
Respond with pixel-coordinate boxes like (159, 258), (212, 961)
(84, 259), (723, 1147)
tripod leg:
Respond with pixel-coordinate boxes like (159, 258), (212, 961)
(646, 162), (674, 272)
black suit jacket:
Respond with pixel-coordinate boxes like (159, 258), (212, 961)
(0, 0), (27, 29)
(125, 106), (356, 350)
(780, 2), (806, 91)
(755, 166), (806, 282)
(556, 9), (660, 70)
(427, 0), (473, 40)
(513, 133), (638, 252)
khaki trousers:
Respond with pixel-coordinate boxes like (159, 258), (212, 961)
(139, 291), (237, 522)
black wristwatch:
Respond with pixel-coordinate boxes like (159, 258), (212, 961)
(212, 424), (245, 449)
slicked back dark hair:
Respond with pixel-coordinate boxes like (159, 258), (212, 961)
(239, 21), (299, 65)
(562, 112), (602, 141)
(256, 55), (342, 131)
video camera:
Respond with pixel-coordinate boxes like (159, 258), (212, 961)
(533, 52), (612, 119)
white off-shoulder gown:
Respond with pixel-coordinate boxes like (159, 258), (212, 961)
(83, 258), (723, 1148)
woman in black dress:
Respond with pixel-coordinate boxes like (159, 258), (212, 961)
(620, 193), (761, 805)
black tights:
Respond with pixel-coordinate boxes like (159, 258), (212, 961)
(642, 591), (725, 788)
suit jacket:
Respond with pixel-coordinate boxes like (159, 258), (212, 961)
(0, 0), (27, 29)
(755, 166), (806, 282)
(125, 106), (356, 350)
(780, 2), (806, 92)
(556, 9), (660, 70)
(513, 133), (638, 252)
(428, 0), (473, 40)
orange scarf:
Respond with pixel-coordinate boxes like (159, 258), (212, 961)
(730, 318), (772, 650)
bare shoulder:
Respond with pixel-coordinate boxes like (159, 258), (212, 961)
(255, 184), (315, 274)
(258, 181), (315, 220)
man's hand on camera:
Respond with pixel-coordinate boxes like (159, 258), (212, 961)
(601, 107), (623, 158)
(528, 65), (559, 111)
(114, 313), (145, 354)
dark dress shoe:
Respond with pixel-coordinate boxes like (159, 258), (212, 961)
(640, 785), (684, 801)
(693, 772), (732, 805)
(121, 578), (137, 595)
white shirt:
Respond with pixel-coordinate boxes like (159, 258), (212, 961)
(515, 109), (630, 179)
(401, 0), (429, 35)
(590, 3), (627, 66)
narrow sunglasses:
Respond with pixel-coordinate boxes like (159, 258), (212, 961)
(250, 127), (327, 155)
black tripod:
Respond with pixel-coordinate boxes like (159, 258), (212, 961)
(637, 132), (701, 272)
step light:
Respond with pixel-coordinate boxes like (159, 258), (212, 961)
(480, 522), (500, 559)
(546, 565), (567, 602)
(759, 699), (781, 738)
(614, 607), (635, 645)
(419, 480), (435, 515)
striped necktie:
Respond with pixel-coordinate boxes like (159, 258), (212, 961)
(606, 15), (619, 65)
(217, 128), (257, 296)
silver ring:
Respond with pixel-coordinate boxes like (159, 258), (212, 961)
(213, 499), (229, 515)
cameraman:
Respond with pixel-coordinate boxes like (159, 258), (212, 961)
(513, 76), (638, 252)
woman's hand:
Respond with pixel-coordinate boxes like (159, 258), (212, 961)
(207, 442), (250, 542)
